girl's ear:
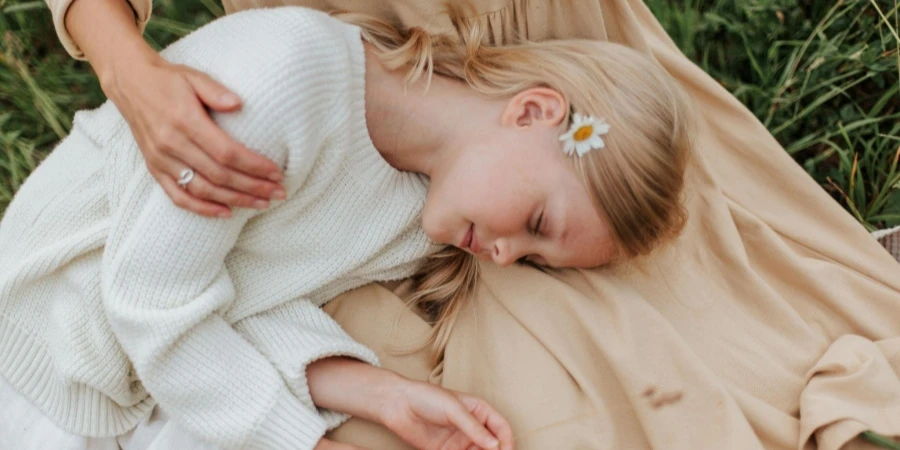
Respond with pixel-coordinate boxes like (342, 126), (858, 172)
(502, 87), (567, 128)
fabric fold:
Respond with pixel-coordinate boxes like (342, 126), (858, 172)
(800, 335), (900, 450)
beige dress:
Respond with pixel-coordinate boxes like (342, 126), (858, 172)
(45, 0), (900, 449)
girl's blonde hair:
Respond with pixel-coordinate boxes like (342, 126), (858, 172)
(337, 3), (693, 362)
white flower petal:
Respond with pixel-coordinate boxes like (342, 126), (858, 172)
(559, 114), (611, 157)
(574, 140), (593, 156)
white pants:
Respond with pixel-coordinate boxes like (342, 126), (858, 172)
(0, 376), (220, 450)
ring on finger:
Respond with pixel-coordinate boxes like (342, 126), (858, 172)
(177, 168), (195, 189)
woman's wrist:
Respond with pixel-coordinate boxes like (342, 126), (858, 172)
(65, 0), (158, 95)
(306, 356), (409, 424)
(97, 45), (161, 104)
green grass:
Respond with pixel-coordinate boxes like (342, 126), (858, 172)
(646, 0), (900, 230)
(1, 0), (899, 230)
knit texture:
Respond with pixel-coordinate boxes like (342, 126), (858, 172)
(874, 225), (900, 263)
(0, 8), (436, 449)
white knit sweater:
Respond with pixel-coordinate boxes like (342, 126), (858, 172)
(0, 8), (436, 449)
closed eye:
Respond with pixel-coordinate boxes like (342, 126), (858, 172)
(517, 254), (549, 267)
(530, 210), (544, 237)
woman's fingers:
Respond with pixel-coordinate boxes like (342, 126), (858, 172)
(183, 172), (270, 212)
(111, 59), (286, 215)
(183, 67), (243, 113)
(150, 133), (274, 212)
(169, 130), (285, 206)
(155, 171), (231, 218)
(459, 394), (515, 450)
(183, 68), (285, 183)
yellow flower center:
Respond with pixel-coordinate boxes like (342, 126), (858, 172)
(573, 125), (594, 142)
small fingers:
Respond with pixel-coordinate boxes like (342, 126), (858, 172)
(448, 401), (501, 450)
(315, 438), (371, 450)
(460, 395), (515, 450)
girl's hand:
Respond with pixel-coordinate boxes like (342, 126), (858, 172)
(315, 438), (369, 450)
(379, 381), (515, 450)
(103, 54), (286, 218)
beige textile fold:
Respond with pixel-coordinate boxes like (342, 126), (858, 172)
(800, 335), (900, 450)
(49, 0), (900, 448)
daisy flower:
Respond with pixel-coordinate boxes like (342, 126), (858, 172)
(558, 113), (611, 156)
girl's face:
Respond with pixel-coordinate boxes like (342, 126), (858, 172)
(422, 90), (617, 269)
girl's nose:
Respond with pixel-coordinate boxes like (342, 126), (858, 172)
(491, 238), (518, 268)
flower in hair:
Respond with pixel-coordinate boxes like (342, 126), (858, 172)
(558, 113), (610, 156)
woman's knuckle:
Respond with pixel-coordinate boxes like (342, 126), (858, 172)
(193, 183), (212, 199)
(206, 168), (229, 185)
(171, 103), (195, 124)
(154, 128), (178, 149)
(214, 149), (237, 166)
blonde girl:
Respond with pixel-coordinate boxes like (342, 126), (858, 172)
(0, 4), (692, 450)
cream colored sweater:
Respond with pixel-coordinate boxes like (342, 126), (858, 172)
(0, 8), (435, 449)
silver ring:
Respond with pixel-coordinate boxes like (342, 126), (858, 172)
(177, 168), (195, 188)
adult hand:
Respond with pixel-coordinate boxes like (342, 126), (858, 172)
(65, 0), (285, 218)
(103, 54), (286, 218)
(379, 380), (515, 450)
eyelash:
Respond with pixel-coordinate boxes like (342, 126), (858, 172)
(531, 211), (544, 237)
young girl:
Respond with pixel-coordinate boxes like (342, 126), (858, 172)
(0, 4), (692, 450)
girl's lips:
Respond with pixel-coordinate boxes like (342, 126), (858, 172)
(470, 227), (482, 254)
(460, 224), (473, 251)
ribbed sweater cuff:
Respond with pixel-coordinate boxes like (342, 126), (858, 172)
(245, 389), (328, 450)
(288, 338), (380, 431)
(235, 300), (380, 430)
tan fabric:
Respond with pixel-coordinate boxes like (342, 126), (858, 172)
(49, 0), (900, 448)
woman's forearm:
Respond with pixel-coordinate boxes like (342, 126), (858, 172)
(65, 0), (157, 94)
(307, 357), (406, 423)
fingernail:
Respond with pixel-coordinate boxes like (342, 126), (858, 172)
(486, 439), (499, 449)
(271, 189), (286, 200)
(252, 200), (269, 209)
(220, 93), (240, 106)
(268, 172), (283, 182)
(218, 211), (232, 218)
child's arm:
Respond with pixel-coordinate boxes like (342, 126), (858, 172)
(234, 302), (513, 449)
(306, 357), (514, 450)
(100, 10), (368, 449)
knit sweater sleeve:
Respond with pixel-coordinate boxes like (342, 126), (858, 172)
(233, 299), (380, 431)
(101, 9), (370, 449)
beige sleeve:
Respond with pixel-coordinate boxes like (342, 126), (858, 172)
(46, 0), (152, 59)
